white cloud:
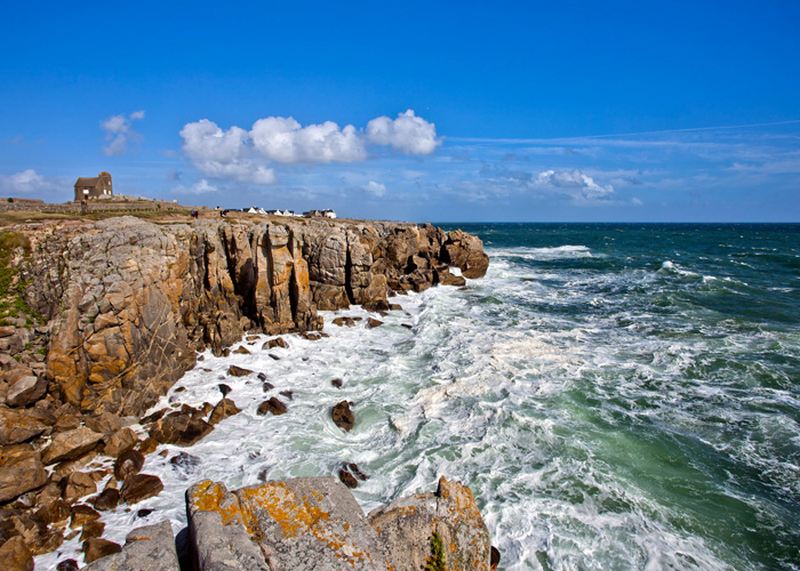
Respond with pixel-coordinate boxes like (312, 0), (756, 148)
(363, 180), (386, 197)
(179, 110), (440, 185)
(366, 109), (440, 155)
(0, 169), (56, 194)
(251, 117), (365, 163)
(535, 169), (615, 203)
(101, 110), (145, 156)
(173, 178), (218, 194)
(180, 119), (276, 185)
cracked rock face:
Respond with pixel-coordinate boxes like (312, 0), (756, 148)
(20, 216), (487, 417)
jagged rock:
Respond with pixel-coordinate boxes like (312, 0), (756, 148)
(338, 468), (358, 489)
(0, 406), (48, 445)
(103, 427), (138, 458)
(332, 316), (361, 327)
(0, 536), (33, 571)
(35, 498), (72, 526)
(0, 445), (47, 502)
(79, 520), (105, 541)
(331, 400), (355, 431)
(91, 488), (120, 511)
(368, 476), (492, 571)
(256, 397), (287, 416)
(149, 410), (213, 446)
(6, 375), (47, 407)
(82, 521), (179, 570)
(279, 390), (293, 400)
(217, 383), (231, 396)
(366, 317), (383, 328)
(56, 559), (79, 571)
(83, 412), (123, 436)
(61, 471), (97, 502)
(227, 365), (253, 377)
(232, 346), (250, 355)
(208, 398), (241, 425)
(70, 504), (101, 528)
(114, 449), (145, 481)
(42, 427), (104, 465)
(120, 474), (164, 504)
(82, 538), (122, 563)
(441, 229), (490, 279)
(186, 478), (388, 570)
(265, 337), (288, 349)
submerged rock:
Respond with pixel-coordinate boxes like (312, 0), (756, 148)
(208, 398), (241, 425)
(257, 397), (287, 416)
(82, 538), (122, 564)
(227, 365), (253, 377)
(114, 449), (145, 481)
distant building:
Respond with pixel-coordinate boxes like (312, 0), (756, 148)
(266, 209), (301, 217)
(303, 209), (337, 219)
(74, 172), (113, 201)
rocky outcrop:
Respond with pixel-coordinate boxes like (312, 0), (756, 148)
(19, 216), (487, 417)
(184, 476), (492, 571)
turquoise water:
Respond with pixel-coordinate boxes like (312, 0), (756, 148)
(38, 223), (800, 570)
(441, 223), (800, 570)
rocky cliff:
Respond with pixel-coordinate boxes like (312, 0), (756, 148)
(20, 215), (488, 417)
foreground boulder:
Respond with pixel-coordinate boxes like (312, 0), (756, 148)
(42, 427), (104, 465)
(0, 406), (49, 445)
(368, 476), (492, 570)
(83, 521), (179, 570)
(187, 478), (389, 570)
(0, 445), (47, 502)
(0, 536), (33, 571)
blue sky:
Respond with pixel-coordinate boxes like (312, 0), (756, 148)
(1, 1), (799, 221)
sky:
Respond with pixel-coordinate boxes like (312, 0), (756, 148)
(1, 1), (799, 222)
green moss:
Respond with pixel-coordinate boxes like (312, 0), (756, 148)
(424, 531), (447, 571)
(0, 230), (34, 322)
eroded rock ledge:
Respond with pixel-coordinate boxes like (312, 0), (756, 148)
(20, 216), (488, 417)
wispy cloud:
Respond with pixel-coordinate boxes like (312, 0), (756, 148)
(0, 169), (61, 194)
(101, 110), (145, 156)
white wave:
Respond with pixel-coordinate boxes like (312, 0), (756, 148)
(490, 245), (594, 261)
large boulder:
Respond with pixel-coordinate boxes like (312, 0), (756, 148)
(368, 476), (492, 571)
(0, 536), (33, 571)
(208, 398), (241, 425)
(42, 427), (104, 465)
(331, 400), (355, 431)
(186, 478), (389, 570)
(442, 230), (490, 279)
(5, 375), (47, 407)
(0, 445), (48, 502)
(149, 410), (213, 446)
(120, 474), (164, 504)
(0, 406), (49, 445)
(82, 521), (179, 571)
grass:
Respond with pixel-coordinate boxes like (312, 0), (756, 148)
(424, 531), (447, 571)
(0, 230), (34, 324)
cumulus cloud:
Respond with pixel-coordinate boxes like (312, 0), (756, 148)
(179, 109), (439, 185)
(0, 169), (57, 194)
(251, 117), (365, 163)
(366, 109), (440, 155)
(534, 169), (615, 203)
(173, 178), (218, 194)
(101, 110), (145, 156)
(363, 180), (387, 197)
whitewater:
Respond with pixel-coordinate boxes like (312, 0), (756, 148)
(38, 223), (800, 570)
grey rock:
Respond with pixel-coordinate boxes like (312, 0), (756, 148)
(82, 521), (179, 570)
(6, 375), (47, 407)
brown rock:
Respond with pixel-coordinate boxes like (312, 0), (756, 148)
(256, 397), (287, 416)
(79, 519), (105, 541)
(103, 427), (138, 458)
(332, 316), (361, 327)
(42, 427), (104, 465)
(0, 406), (48, 445)
(56, 559), (79, 571)
(82, 537), (122, 563)
(491, 545), (501, 570)
(91, 487), (120, 511)
(0, 326), (15, 338)
(366, 318), (383, 329)
(265, 337), (288, 349)
(338, 468), (358, 489)
(53, 414), (82, 432)
(227, 365), (253, 377)
(149, 410), (213, 446)
(36, 498), (72, 526)
(120, 474), (164, 504)
(208, 398), (241, 425)
(114, 449), (145, 481)
(83, 412), (123, 435)
(232, 346), (250, 355)
(442, 229), (490, 279)
(137, 436), (159, 456)
(6, 375), (47, 407)
(0, 446), (47, 502)
(70, 504), (101, 528)
(217, 383), (231, 396)
(0, 536), (33, 571)
(61, 471), (97, 503)
(331, 400), (355, 432)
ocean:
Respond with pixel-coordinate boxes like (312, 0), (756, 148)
(38, 223), (800, 570)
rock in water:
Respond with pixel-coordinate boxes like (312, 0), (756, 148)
(82, 538), (122, 563)
(331, 400), (355, 431)
(256, 397), (287, 416)
(368, 476), (492, 570)
(186, 478), (388, 570)
(121, 474), (164, 504)
(149, 410), (213, 446)
(266, 336), (288, 349)
(208, 398), (241, 425)
(114, 449), (145, 481)
(366, 317), (383, 328)
(227, 365), (254, 377)
(81, 521), (179, 570)
(91, 488), (120, 511)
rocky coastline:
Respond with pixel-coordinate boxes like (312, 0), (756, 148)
(0, 213), (494, 570)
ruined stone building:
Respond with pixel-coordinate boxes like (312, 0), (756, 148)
(74, 171), (113, 201)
